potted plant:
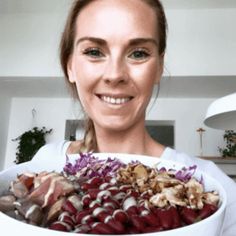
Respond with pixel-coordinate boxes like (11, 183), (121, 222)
(218, 130), (236, 158)
(12, 127), (52, 164)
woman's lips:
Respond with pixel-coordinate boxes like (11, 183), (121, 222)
(97, 94), (133, 105)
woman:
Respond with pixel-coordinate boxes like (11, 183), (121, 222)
(34, 0), (236, 234)
(62, 0), (166, 156)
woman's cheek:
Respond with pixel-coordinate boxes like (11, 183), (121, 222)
(76, 61), (104, 85)
(131, 63), (158, 89)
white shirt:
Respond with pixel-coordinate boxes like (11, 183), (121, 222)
(33, 140), (236, 235)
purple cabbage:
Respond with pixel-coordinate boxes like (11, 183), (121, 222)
(64, 153), (200, 183)
(157, 165), (199, 182)
(174, 165), (197, 182)
(63, 153), (125, 178)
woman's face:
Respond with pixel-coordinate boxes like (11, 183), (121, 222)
(68, 0), (164, 132)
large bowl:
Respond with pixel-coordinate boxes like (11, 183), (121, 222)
(0, 153), (226, 236)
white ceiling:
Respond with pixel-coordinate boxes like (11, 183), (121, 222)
(0, 0), (236, 14)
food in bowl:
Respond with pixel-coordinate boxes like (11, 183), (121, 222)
(0, 153), (224, 235)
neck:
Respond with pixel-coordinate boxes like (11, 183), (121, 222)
(94, 122), (165, 157)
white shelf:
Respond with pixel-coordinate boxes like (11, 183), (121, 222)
(201, 157), (236, 180)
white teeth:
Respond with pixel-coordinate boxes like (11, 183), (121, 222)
(101, 96), (131, 105)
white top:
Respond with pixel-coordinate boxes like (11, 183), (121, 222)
(33, 140), (236, 235)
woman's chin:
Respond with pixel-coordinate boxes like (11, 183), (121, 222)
(95, 117), (134, 133)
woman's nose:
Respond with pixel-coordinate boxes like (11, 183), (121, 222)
(102, 57), (128, 85)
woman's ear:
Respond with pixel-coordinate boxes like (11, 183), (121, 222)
(67, 57), (76, 83)
(155, 53), (164, 84)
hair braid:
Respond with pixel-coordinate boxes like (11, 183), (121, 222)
(79, 118), (97, 153)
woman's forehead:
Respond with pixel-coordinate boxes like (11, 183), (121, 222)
(75, 0), (158, 41)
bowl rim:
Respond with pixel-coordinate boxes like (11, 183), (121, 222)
(0, 152), (227, 235)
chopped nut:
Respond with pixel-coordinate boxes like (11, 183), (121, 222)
(202, 191), (220, 206)
(185, 178), (204, 209)
(133, 164), (148, 181)
(162, 185), (187, 206)
(117, 162), (219, 210)
(150, 193), (168, 208)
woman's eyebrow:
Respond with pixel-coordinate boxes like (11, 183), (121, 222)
(75, 37), (106, 47)
(128, 38), (158, 47)
(75, 37), (158, 47)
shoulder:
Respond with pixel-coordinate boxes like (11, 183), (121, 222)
(162, 147), (218, 172)
(162, 147), (218, 171)
(32, 140), (71, 162)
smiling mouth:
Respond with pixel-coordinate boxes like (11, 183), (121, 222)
(98, 95), (133, 105)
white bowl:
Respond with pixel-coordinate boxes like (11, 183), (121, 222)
(0, 153), (226, 236)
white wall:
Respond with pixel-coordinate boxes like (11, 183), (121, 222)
(3, 97), (225, 169)
(165, 9), (236, 76)
(0, 92), (11, 169)
(3, 98), (81, 169)
(0, 12), (64, 77)
(0, 9), (236, 77)
(147, 98), (225, 156)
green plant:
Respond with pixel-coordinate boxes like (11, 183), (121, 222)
(218, 130), (236, 157)
(12, 127), (52, 164)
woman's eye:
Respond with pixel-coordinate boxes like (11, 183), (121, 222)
(129, 49), (150, 60)
(83, 48), (104, 58)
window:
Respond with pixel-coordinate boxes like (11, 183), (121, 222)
(145, 120), (175, 148)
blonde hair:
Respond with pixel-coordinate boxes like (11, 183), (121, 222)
(60, 0), (167, 152)
(79, 118), (97, 152)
